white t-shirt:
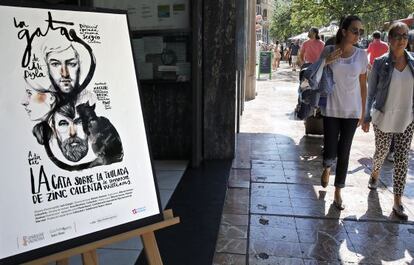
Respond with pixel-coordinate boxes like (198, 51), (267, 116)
(372, 66), (414, 133)
(322, 47), (368, 119)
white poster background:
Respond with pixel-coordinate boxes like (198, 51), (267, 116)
(0, 5), (160, 260)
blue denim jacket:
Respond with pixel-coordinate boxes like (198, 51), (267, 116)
(301, 45), (336, 107)
(364, 50), (414, 123)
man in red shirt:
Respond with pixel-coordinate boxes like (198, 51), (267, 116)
(367, 31), (388, 70)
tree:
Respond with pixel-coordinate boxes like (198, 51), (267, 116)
(289, 0), (414, 35)
(270, 0), (414, 42)
(269, 0), (297, 42)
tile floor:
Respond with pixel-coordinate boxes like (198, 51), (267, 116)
(213, 63), (414, 265)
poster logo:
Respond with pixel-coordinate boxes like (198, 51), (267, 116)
(132, 206), (146, 215)
(22, 232), (45, 247)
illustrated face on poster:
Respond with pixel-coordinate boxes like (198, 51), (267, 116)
(0, 5), (160, 264)
(15, 12), (124, 170)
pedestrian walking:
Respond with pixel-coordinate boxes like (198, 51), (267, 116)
(272, 41), (282, 70)
(319, 15), (368, 210)
(298, 27), (325, 66)
(289, 40), (300, 71)
(362, 22), (414, 220)
(366, 31), (394, 161)
(280, 43), (284, 62)
(367, 30), (389, 73)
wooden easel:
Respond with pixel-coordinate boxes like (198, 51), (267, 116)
(24, 209), (180, 265)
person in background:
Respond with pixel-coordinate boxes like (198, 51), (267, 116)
(286, 44), (292, 66)
(272, 41), (282, 70)
(407, 30), (414, 51)
(325, 36), (336, 46)
(290, 40), (300, 71)
(362, 22), (414, 220)
(299, 27), (325, 66)
(366, 30), (389, 72)
(319, 15), (368, 211)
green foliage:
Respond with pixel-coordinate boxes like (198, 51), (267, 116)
(269, 0), (296, 41)
(269, 0), (414, 41)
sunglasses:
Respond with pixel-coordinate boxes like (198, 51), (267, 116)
(348, 28), (364, 36)
(392, 33), (409, 41)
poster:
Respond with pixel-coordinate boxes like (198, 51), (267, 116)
(0, 4), (161, 265)
(94, 0), (190, 31)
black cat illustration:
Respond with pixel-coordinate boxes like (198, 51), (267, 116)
(76, 103), (124, 166)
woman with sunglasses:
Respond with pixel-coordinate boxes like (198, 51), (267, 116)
(319, 15), (368, 210)
(362, 22), (414, 220)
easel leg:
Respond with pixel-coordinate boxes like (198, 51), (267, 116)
(81, 250), (99, 265)
(142, 232), (163, 265)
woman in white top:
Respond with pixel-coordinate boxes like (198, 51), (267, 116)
(362, 22), (414, 220)
(319, 15), (368, 210)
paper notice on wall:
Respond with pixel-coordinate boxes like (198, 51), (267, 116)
(143, 36), (164, 54)
(157, 4), (170, 23)
(158, 65), (177, 72)
(171, 3), (187, 27)
(132, 38), (146, 62)
(94, 0), (189, 30)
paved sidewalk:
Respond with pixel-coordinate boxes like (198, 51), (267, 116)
(213, 62), (414, 264)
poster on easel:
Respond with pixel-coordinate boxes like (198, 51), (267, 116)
(0, 3), (162, 265)
(94, 0), (190, 31)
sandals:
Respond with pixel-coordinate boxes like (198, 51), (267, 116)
(320, 168), (330, 188)
(368, 171), (379, 190)
(393, 205), (408, 220)
(333, 200), (345, 210)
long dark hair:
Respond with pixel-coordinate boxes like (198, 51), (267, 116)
(335, 15), (362, 44)
(310, 27), (320, 40)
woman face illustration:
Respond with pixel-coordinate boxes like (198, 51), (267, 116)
(21, 87), (55, 121)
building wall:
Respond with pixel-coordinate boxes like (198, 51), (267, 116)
(256, 0), (275, 43)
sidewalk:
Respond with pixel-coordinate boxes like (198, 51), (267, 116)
(213, 62), (414, 264)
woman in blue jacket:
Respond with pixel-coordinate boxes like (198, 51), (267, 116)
(362, 22), (414, 220)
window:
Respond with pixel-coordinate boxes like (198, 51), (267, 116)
(256, 5), (261, 15)
(263, 9), (267, 19)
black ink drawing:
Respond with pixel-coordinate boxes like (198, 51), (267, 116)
(76, 103), (123, 166)
(18, 11), (123, 171)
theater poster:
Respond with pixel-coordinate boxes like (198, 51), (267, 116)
(0, 4), (161, 265)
